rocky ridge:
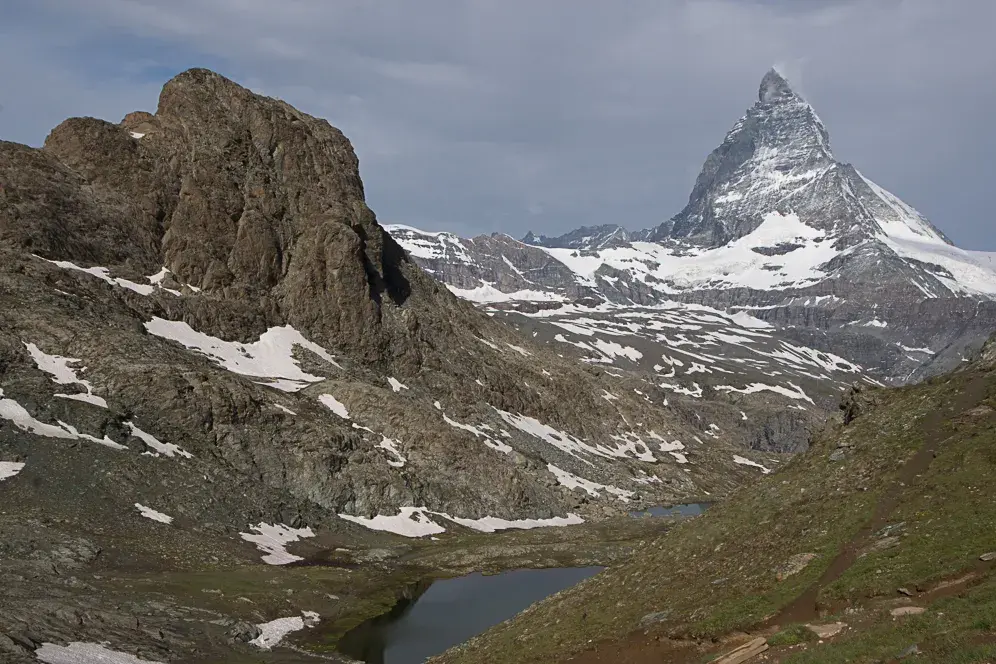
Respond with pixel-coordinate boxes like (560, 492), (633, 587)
(0, 68), (787, 552)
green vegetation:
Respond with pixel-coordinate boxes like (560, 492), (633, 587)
(767, 624), (817, 646)
(431, 366), (996, 663)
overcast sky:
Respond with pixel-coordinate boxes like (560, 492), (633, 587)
(2, 1), (993, 249)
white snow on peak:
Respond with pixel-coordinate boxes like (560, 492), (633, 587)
(240, 523), (316, 565)
(144, 318), (341, 391)
(0, 461), (25, 482)
(339, 506), (447, 538)
(385, 224), (474, 263)
(859, 172), (946, 244)
(125, 421), (192, 458)
(24, 342), (108, 408)
(36, 642), (164, 664)
(318, 394), (350, 419)
(250, 611), (321, 650)
(274, 403), (297, 415)
(129, 131), (146, 139)
(852, 172), (996, 296)
(135, 503), (173, 524)
(387, 377), (409, 392)
(539, 210), (840, 293)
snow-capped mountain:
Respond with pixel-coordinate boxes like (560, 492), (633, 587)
(523, 225), (631, 250)
(388, 69), (996, 382)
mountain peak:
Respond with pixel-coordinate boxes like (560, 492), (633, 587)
(758, 67), (797, 103)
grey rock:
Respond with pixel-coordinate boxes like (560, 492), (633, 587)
(897, 644), (921, 659)
(226, 621), (261, 643)
(637, 610), (670, 628)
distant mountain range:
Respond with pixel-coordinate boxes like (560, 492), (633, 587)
(387, 69), (996, 383)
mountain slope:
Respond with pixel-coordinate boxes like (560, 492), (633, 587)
(390, 69), (996, 382)
(0, 68), (794, 662)
(432, 338), (996, 663)
(0, 68), (799, 533)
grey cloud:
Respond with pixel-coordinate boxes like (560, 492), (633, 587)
(2, 0), (993, 248)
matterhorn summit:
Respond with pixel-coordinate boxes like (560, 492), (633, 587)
(390, 69), (996, 381)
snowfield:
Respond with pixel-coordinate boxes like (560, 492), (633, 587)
(145, 318), (340, 391)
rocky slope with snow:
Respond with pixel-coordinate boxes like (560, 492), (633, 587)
(390, 69), (996, 383)
(0, 69), (798, 662)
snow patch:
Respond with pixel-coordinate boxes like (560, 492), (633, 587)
(505, 343), (532, 357)
(144, 318), (340, 391)
(250, 611), (321, 650)
(387, 377), (409, 392)
(441, 411), (513, 454)
(547, 464), (635, 502)
(733, 455), (772, 474)
(0, 461), (25, 482)
(377, 436), (407, 468)
(36, 642), (164, 664)
(24, 343), (108, 408)
(240, 523), (316, 565)
(125, 422), (191, 458)
(58, 422), (129, 450)
(135, 503), (173, 524)
(443, 513), (584, 532)
(716, 382), (814, 404)
(447, 283), (566, 304)
(338, 507), (447, 538)
(318, 394), (350, 419)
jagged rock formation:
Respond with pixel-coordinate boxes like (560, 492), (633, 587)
(389, 69), (996, 382)
(1, 68), (789, 545)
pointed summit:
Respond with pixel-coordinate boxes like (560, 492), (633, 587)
(758, 67), (796, 103)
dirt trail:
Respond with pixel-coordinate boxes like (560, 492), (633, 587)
(768, 374), (988, 626)
(559, 373), (992, 664)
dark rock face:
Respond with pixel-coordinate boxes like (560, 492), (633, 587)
(29, 68), (440, 363)
(1, 68), (786, 547)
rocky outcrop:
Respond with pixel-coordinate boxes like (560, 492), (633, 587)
(2, 69), (789, 546)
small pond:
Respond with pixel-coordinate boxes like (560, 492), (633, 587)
(336, 566), (603, 664)
(629, 502), (711, 518)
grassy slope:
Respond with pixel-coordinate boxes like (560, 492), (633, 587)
(432, 363), (996, 663)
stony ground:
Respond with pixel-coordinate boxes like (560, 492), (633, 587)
(0, 504), (682, 663)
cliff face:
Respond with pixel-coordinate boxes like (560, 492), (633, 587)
(2, 68), (788, 555)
